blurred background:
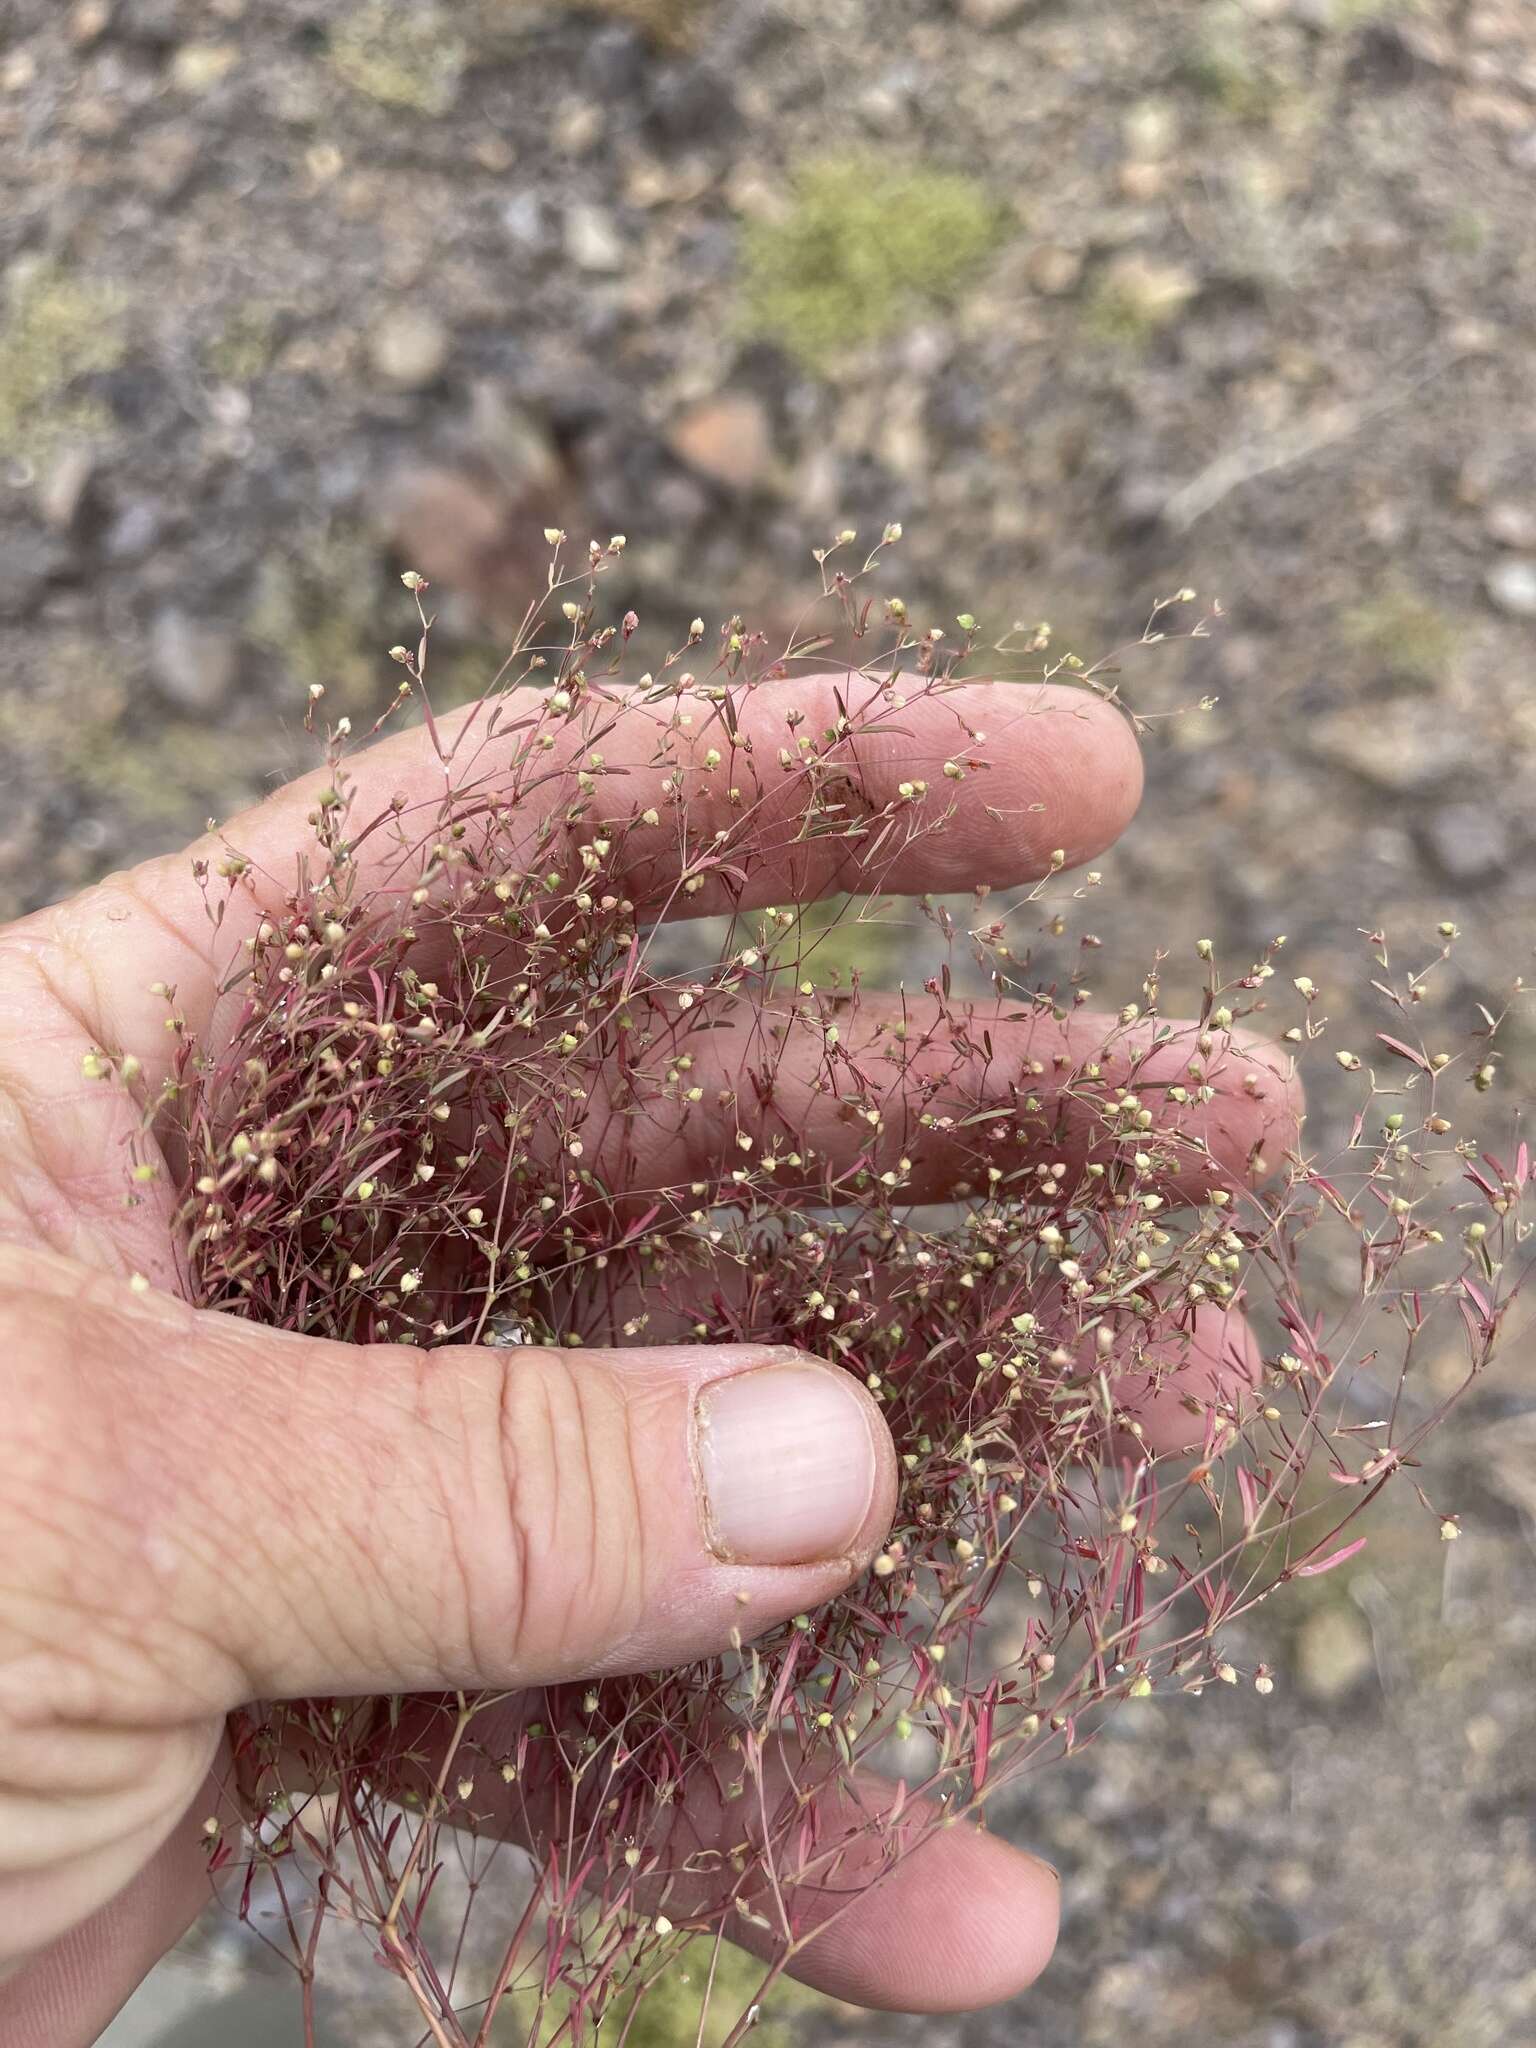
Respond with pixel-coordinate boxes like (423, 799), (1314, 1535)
(3, 1), (1534, 2043)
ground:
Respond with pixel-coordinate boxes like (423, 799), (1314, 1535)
(3, 0), (1534, 2042)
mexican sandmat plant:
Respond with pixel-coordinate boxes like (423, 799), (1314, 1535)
(106, 531), (1527, 2045)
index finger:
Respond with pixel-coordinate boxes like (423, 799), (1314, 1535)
(35, 672), (1142, 1075)
(219, 671), (1141, 917)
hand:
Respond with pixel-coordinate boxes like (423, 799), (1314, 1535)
(0, 675), (1299, 2044)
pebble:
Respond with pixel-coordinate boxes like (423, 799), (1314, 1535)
(69, 0), (112, 45)
(114, 0), (196, 39)
(1423, 801), (1510, 882)
(1485, 502), (1536, 551)
(1027, 243), (1084, 296)
(582, 23), (645, 100)
(169, 41), (240, 93)
(465, 383), (563, 496)
(0, 529), (70, 619)
(1310, 699), (1474, 794)
(1485, 556), (1536, 617)
(1097, 250), (1199, 326)
(104, 499), (166, 562)
(1346, 22), (1424, 88)
(38, 443), (97, 535)
(1115, 472), (1175, 532)
(959, 0), (1037, 25)
(564, 203), (624, 273)
(645, 64), (739, 146)
(1118, 160), (1170, 202)
(501, 190), (547, 249)
(1296, 1603), (1374, 1704)
(129, 127), (202, 201)
(666, 393), (774, 491)
(554, 101), (602, 155)
(383, 462), (570, 627)
(149, 606), (239, 713)
(1122, 99), (1179, 161)
(367, 306), (451, 391)
(384, 465), (504, 587)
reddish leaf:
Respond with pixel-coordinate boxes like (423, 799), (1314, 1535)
(1294, 1535), (1368, 1578)
(1376, 1032), (1431, 1071)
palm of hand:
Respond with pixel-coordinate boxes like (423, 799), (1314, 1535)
(0, 678), (1297, 2044)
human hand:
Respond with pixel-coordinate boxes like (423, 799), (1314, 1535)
(0, 675), (1300, 2043)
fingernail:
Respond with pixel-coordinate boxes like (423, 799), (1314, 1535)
(695, 1363), (878, 1566)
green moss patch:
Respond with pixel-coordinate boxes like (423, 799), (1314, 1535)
(329, 2), (469, 114)
(739, 155), (1007, 371)
(0, 260), (125, 469)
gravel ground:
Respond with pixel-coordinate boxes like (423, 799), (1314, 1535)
(5, 1), (1535, 2042)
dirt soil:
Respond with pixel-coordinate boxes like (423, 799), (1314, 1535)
(4, 2), (1535, 2044)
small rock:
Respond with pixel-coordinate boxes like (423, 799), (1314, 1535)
(645, 470), (710, 532)
(1485, 502), (1536, 552)
(465, 382), (564, 497)
(1362, 500), (1408, 549)
(385, 465), (504, 583)
(99, 368), (182, 440)
(1122, 99), (1179, 161)
(901, 324), (952, 378)
(666, 394), (774, 492)
(104, 499), (167, 562)
(1445, 316), (1501, 358)
(1026, 243), (1084, 296)
(1118, 160), (1170, 202)
(1096, 250), (1199, 329)
(1310, 699), (1474, 794)
(150, 606), (239, 713)
(855, 80), (909, 132)
(1114, 472), (1175, 533)
(472, 135), (514, 175)
(169, 41), (240, 92)
(1454, 453), (1497, 507)
(645, 64), (738, 146)
(582, 23), (645, 99)
(1295, 1603), (1373, 1704)
(1345, 22), (1422, 88)
(69, 0), (112, 46)
(878, 384), (929, 482)
(500, 190), (547, 249)
(675, 217), (735, 282)
(384, 462), (573, 628)
(129, 126), (201, 200)
(793, 444), (840, 522)
(958, 0), (1036, 25)
(1485, 556), (1536, 618)
(367, 307), (451, 391)
(1453, 86), (1532, 134)
(1423, 801), (1510, 882)
(38, 443), (96, 536)
(0, 529), (71, 619)
(554, 101), (602, 155)
(564, 203), (624, 273)
(115, 0), (196, 42)
(625, 157), (714, 208)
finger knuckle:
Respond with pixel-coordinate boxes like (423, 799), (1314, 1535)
(491, 1351), (646, 1678)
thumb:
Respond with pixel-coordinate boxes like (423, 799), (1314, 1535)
(1, 1250), (896, 1717)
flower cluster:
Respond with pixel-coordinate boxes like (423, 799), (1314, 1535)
(120, 534), (1525, 2046)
